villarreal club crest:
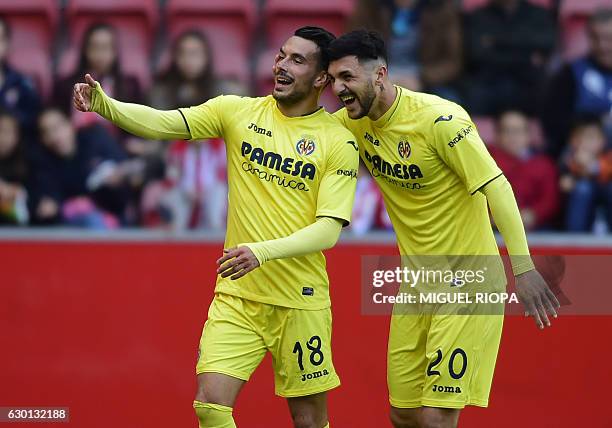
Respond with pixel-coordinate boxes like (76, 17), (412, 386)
(397, 139), (411, 160)
(296, 136), (316, 156)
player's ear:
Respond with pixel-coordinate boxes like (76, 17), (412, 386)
(375, 64), (387, 88)
(314, 70), (330, 89)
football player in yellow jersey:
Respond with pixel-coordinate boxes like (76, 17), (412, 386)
(72, 27), (359, 428)
(327, 31), (560, 428)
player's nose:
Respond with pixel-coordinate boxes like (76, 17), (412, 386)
(332, 80), (344, 96)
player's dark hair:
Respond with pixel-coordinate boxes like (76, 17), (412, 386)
(293, 26), (336, 71)
(328, 29), (388, 64)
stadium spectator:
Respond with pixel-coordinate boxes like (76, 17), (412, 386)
(559, 117), (612, 232)
(150, 30), (221, 110)
(0, 17), (40, 129)
(142, 30), (231, 231)
(29, 107), (136, 228)
(543, 8), (612, 159)
(348, 0), (392, 38)
(463, 0), (556, 115)
(387, 0), (423, 91)
(52, 23), (142, 142)
(0, 110), (29, 225)
(140, 139), (227, 231)
(348, 0), (422, 90)
(489, 110), (559, 230)
(419, 0), (463, 102)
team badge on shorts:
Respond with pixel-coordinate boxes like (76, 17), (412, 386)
(296, 136), (316, 156)
(398, 140), (411, 159)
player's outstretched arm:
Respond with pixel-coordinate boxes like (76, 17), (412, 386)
(216, 217), (343, 280)
(73, 74), (191, 140)
(480, 175), (560, 329)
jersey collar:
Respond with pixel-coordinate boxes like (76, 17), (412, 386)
(372, 85), (402, 129)
(272, 97), (325, 121)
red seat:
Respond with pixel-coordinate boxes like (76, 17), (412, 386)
(263, 0), (354, 48)
(560, 15), (589, 61)
(0, 0), (58, 98)
(164, 0), (256, 84)
(59, 0), (159, 88)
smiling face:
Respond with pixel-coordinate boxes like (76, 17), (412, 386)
(272, 36), (326, 105)
(328, 55), (380, 119)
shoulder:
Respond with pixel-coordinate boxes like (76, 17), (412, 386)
(402, 89), (470, 130)
(218, 94), (269, 110)
(320, 110), (357, 141)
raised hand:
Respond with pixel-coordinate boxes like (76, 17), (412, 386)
(72, 73), (98, 112)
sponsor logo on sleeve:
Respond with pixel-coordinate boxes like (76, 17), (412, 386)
(447, 125), (474, 148)
(336, 168), (358, 179)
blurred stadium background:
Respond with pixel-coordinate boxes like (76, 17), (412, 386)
(0, 0), (611, 427)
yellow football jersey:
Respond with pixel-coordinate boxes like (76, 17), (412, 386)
(334, 87), (502, 257)
(180, 95), (359, 310)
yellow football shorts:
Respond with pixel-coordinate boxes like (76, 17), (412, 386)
(196, 292), (340, 397)
(388, 312), (503, 409)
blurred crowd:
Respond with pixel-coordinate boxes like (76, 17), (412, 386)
(0, 0), (611, 234)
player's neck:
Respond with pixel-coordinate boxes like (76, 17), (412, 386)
(368, 83), (397, 121)
(276, 96), (320, 118)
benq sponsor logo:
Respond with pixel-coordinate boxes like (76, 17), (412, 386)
(241, 141), (316, 180)
(301, 369), (330, 382)
(432, 385), (462, 394)
(447, 125), (473, 148)
(337, 169), (357, 179)
(247, 122), (272, 137)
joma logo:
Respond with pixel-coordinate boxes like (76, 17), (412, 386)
(301, 369), (330, 382)
(432, 385), (462, 394)
(248, 122), (272, 137)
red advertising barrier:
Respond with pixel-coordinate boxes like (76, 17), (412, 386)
(0, 240), (610, 427)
